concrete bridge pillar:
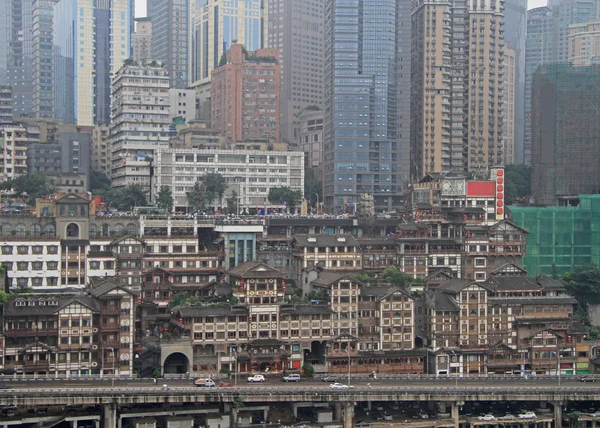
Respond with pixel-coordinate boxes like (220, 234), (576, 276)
(230, 407), (238, 428)
(552, 402), (563, 428)
(437, 402), (447, 413)
(291, 403), (298, 418)
(333, 403), (342, 421)
(102, 403), (117, 428)
(343, 402), (354, 428)
(450, 401), (463, 428)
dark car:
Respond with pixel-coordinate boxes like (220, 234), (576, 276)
(322, 375), (340, 382)
(2, 405), (17, 417)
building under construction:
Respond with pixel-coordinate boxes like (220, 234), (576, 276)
(510, 195), (600, 276)
(531, 63), (600, 206)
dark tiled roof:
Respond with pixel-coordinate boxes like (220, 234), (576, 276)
(88, 278), (134, 298)
(535, 275), (566, 290)
(357, 238), (398, 247)
(293, 234), (359, 248)
(176, 306), (248, 317)
(280, 304), (332, 315)
(436, 279), (472, 293)
(225, 260), (284, 278)
(266, 218), (354, 227)
(360, 284), (412, 300)
(449, 207), (486, 214)
(485, 276), (541, 291)
(311, 272), (355, 287)
(433, 292), (460, 311)
(5, 293), (100, 317)
(488, 296), (577, 305)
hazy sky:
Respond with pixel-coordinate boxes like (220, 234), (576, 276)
(133, 0), (546, 20)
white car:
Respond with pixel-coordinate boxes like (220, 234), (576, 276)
(519, 412), (537, 419)
(478, 414), (496, 421)
(247, 375), (266, 383)
(500, 414), (516, 420)
(330, 382), (350, 389)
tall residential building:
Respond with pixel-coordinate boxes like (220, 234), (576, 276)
(295, 109), (324, 181)
(132, 18), (152, 64)
(524, 6), (554, 165)
(324, 0), (411, 213)
(531, 63), (600, 206)
(568, 21), (600, 66)
(53, 0), (132, 126)
(0, 86), (12, 124)
(551, 0), (600, 63)
(0, 126), (37, 181)
(190, 0), (268, 119)
(267, 0), (325, 145)
(32, 0), (59, 120)
(7, 0), (35, 119)
(109, 63), (171, 191)
(503, 48), (516, 165)
(147, 0), (189, 89)
(503, 0), (527, 164)
(210, 45), (280, 147)
(91, 125), (110, 176)
(411, 0), (504, 178)
(0, 1), (9, 85)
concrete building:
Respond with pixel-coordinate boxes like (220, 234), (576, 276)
(53, 0), (132, 125)
(32, 0), (59, 120)
(530, 63), (600, 206)
(503, 0), (527, 164)
(295, 109), (324, 181)
(551, 0), (600, 63)
(503, 49), (516, 165)
(169, 89), (196, 123)
(189, 0), (268, 119)
(132, 18), (152, 65)
(524, 7), (554, 165)
(91, 125), (110, 176)
(324, 0), (411, 213)
(0, 1), (8, 86)
(153, 149), (304, 212)
(27, 131), (91, 187)
(2, 278), (135, 377)
(0, 86), (12, 124)
(109, 63), (171, 192)
(267, 0), (325, 145)
(210, 45), (280, 147)
(147, 0), (189, 89)
(568, 21), (600, 66)
(169, 121), (223, 150)
(0, 126), (36, 181)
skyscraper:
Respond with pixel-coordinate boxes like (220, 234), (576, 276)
(551, 0), (599, 63)
(53, 0), (131, 125)
(32, 0), (59, 120)
(0, 1), (10, 85)
(267, 0), (324, 145)
(323, 0), (411, 213)
(568, 21), (600, 66)
(132, 17), (153, 64)
(411, 0), (504, 178)
(189, 0), (268, 118)
(503, 48), (516, 165)
(503, 0), (527, 164)
(524, 6), (554, 165)
(147, 0), (189, 89)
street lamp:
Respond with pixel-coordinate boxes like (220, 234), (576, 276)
(110, 348), (115, 388)
(344, 348), (351, 386)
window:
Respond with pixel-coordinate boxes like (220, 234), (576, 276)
(17, 262), (28, 271)
(17, 246), (28, 255)
(47, 262), (58, 270)
(60, 337), (68, 345)
(61, 319), (69, 327)
(32, 246), (43, 254)
(32, 262), (43, 270)
(1, 246), (12, 255)
(475, 258), (486, 266)
(48, 246), (58, 254)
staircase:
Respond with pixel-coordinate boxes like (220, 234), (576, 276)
(134, 340), (161, 377)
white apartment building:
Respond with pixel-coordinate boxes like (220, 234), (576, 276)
(0, 126), (34, 181)
(169, 89), (196, 123)
(153, 149), (305, 212)
(110, 63), (171, 191)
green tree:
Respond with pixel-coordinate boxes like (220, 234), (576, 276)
(268, 186), (303, 211)
(204, 173), (228, 209)
(90, 171), (111, 191)
(0, 291), (9, 305)
(156, 186), (174, 210)
(1, 174), (56, 205)
(102, 184), (147, 211)
(226, 190), (239, 214)
(382, 266), (420, 287)
(562, 264), (600, 308)
(186, 180), (207, 211)
(505, 164), (531, 204)
(304, 167), (322, 210)
(168, 292), (188, 309)
(302, 363), (315, 378)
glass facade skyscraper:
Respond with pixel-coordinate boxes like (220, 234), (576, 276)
(323, 0), (411, 213)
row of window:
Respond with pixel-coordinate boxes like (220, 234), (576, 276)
(2, 245), (58, 255)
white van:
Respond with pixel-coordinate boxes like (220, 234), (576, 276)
(194, 378), (216, 387)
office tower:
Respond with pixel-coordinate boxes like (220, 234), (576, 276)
(32, 0), (59, 120)
(531, 63), (600, 206)
(411, 0), (504, 178)
(132, 18), (153, 64)
(190, 0), (268, 118)
(267, 0), (324, 145)
(295, 109), (324, 181)
(109, 63), (171, 191)
(53, 0), (131, 126)
(568, 22), (600, 66)
(552, 0), (599, 63)
(524, 7), (554, 165)
(147, 0), (189, 89)
(7, 0), (35, 119)
(210, 45), (280, 147)
(323, 0), (411, 213)
(0, 2), (9, 85)
(503, 0), (527, 164)
(503, 49), (516, 165)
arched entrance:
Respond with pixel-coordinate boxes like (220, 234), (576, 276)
(163, 352), (189, 374)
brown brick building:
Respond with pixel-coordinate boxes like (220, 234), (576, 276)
(210, 44), (280, 147)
